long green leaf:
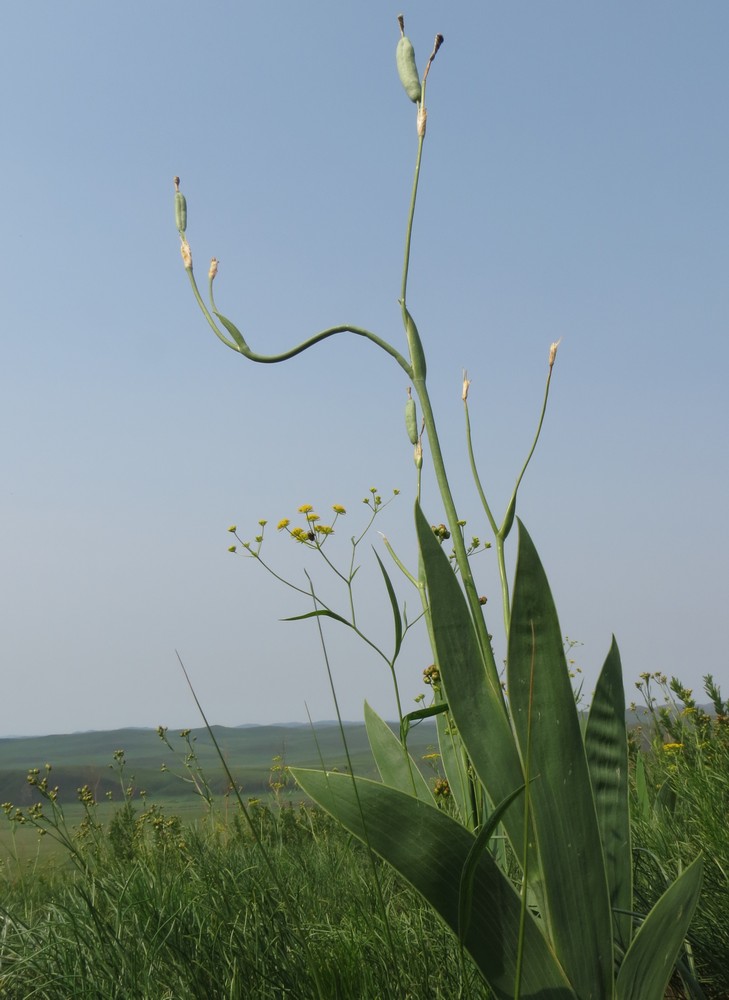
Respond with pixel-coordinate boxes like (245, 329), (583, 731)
(373, 548), (403, 660)
(508, 520), (613, 999)
(585, 637), (632, 952)
(415, 504), (528, 855)
(364, 701), (433, 802)
(400, 702), (449, 742)
(458, 782), (526, 946)
(291, 768), (575, 1000)
(616, 856), (703, 1000)
(281, 609), (351, 627)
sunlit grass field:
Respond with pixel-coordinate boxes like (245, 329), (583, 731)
(0, 692), (726, 999)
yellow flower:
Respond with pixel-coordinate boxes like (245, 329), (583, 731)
(663, 742), (684, 752)
(306, 512), (320, 522)
(315, 525), (334, 535)
(298, 504), (313, 513)
(291, 527), (308, 542)
(277, 518), (290, 530)
(332, 504), (346, 515)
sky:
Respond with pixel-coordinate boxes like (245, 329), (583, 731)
(2, 2), (727, 737)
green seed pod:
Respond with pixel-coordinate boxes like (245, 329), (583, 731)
(405, 389), (419, 445)
(175, 191), (187, 234)
(396, 36), (421, 103)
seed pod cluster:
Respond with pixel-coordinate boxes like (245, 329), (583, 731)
(405, 387), (419, 445)
(396, 34), (421, 103)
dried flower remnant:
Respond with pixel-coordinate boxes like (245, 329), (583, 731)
(549, 338), (562, 369)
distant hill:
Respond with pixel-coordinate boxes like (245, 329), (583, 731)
(1, 704), (712, 808)
(0, 722), (440, 806)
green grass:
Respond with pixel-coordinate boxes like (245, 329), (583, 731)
(630, 674), (729, 999)
(1, 693), (727, 998)
(0, 805), (492, 999)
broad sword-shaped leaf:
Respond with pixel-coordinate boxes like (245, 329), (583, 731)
(616, 856), (703, 1000)
(584, 637), (632, 952)
(508, 520), (613, 999)
(364, 700), (433, 802)
(291, 768), (575, 1000)
(415, 504), (529, 860)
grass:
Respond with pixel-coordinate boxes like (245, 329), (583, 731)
(0, 804), (491, 999)
(629, 674), (729, 999)
(0, 678), (726, 997)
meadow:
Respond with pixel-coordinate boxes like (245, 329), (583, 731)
(0, 693), (726, 998)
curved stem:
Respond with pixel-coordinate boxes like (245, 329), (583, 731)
(185, 267), (238, 350)
(215, 310), (413, 375)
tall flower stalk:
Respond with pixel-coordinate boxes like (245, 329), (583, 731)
(176, 16), (703, 998)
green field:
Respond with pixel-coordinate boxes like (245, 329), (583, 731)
(0, 699), (727, 997)
(0, 721), (440, 864)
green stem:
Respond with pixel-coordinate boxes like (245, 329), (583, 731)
(463, 401), (498, 537)
(500, 365), (555, 544)
(415, 381), (502, 683)
(398, 111), (506, 704)
(401, 134), (425, 305)
(186, 245), (413, 373)
(463, 364), (556, 638)
(306, 582), (405, 998)
(496, 537), (510, 639)
(185, 267), (238, 350)
(216, 309), (413, 373)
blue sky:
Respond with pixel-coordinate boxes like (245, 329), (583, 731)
(2, 3), (727, 737)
